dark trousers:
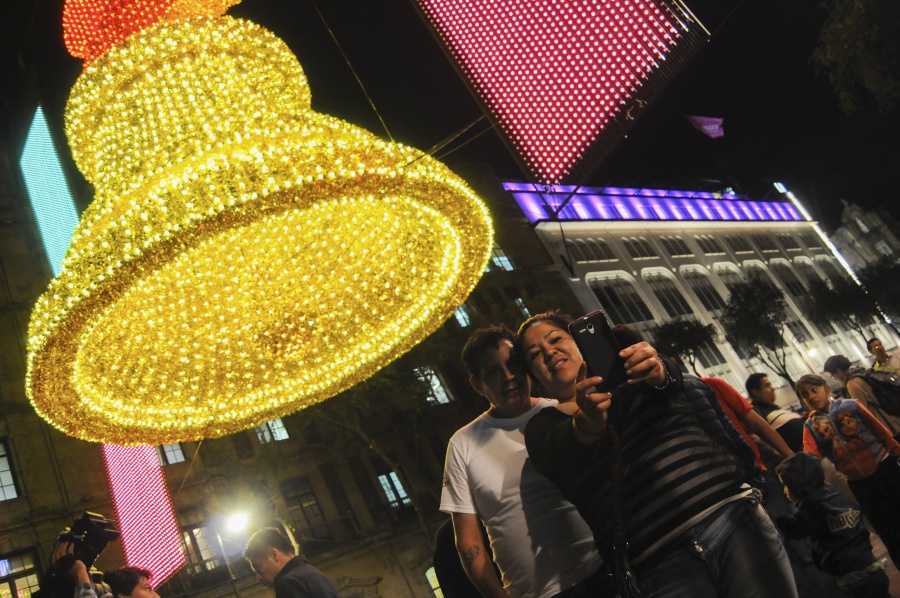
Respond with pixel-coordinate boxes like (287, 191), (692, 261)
(847, 457), (900, 568)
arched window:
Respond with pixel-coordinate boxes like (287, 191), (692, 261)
(644, 272), (692, 317)
(587, 276), (653, 324)
(683, 269), (726, 311)
(817, 259), (845, 286)
(794, 261), (822, 288)
(714, 265), (744, 295)
(770, 262), (806, 297)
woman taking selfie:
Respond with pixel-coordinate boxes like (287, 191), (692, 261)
(515, 311), (796, 598)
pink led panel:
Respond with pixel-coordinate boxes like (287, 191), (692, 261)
(103, 445), (185, 585)
(417, 0), (707, 184)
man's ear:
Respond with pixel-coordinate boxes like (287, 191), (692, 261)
(269, 547), (280, 561)
(469, 375), (485, 397)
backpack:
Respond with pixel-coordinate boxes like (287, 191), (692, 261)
(845, 369), (900, 416)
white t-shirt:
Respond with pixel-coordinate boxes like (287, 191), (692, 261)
(441, 399), (601, 598)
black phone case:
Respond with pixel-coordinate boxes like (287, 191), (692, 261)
(568, 310), (627, 392)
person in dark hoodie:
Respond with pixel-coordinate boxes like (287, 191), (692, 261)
(775, 453), (890, 598)
(244, 527), (339, 598)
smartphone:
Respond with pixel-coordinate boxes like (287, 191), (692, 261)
(568, 310), (628, 393)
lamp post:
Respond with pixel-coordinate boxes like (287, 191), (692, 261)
(217, 513), (248, 598)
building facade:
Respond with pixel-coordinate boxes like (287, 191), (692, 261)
(830, 201), (900, 270)
(501, 182), (898, 401)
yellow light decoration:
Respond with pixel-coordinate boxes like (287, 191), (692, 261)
(62, 0), (240, 65)
(26, 16), (493, 445)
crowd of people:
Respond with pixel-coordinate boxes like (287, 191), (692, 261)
(439, 317), (900, 598)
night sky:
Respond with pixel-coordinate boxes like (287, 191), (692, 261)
(3, 0), (899, 231)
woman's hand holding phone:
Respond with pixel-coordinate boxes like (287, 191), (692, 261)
(620, 342), (666, 386)
(574, 361), (611, 435)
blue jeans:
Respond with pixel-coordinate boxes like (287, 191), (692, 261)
(635, 492), (798, 598)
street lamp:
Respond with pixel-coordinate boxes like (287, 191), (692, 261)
(217, 513), (248, 598)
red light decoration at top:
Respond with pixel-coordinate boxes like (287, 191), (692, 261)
(62, 0), (239, 65)
(417, 0), (707, 184)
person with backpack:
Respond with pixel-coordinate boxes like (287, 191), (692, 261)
(823, 354), (900, 441)
(795, 373), (900, 568)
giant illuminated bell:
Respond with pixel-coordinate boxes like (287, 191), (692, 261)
(26, 13), (493, 446)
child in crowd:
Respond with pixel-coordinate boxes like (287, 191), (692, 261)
(795, 374), (900, 568)
(776, 452), (890, 598)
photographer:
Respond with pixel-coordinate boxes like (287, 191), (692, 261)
(50, 541), (159, 598)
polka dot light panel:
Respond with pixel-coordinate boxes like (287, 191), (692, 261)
(417, 0), (707, 184)
(103, 445), (185, 584)
(27, 15), (493, 445)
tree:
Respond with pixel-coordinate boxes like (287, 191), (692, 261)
(652, 318), (718, 376)
(720, 274), (797, 388)
(813, 0), (900, 113)
(302, 326), (453, 541)
(857, 256), (900, 325)
(801, 277), (880, 342)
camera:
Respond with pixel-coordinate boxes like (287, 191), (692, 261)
(36, 512), (121, 598)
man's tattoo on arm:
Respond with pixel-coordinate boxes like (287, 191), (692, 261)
(461, 545), (481, 566)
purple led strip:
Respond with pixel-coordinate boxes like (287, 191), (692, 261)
(504, 183), (803, 224)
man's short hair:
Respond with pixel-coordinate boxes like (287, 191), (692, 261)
(104, 566), (151, 597)
(244, 527), (296, 559)
(867, 338), (881, 352)
(795, 373), (828, 397)
(823, 355), (851, 375)
(745, 373), (768, 397)
(461, 325), (516, 378)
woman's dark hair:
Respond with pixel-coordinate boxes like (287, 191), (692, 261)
(513, 311), (573, 371)
(104, 566), (151, 597)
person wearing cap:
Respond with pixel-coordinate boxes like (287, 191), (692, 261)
(775, 453), (890, 598)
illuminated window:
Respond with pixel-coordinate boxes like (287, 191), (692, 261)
(159, 444), (185, 465)
(770, 263), (806, 298)
(255, 419), (290, 443)
(817, 259), (845, 286)
(415, 367), (453, 405)
(282, 477), (331, 540)
(876, 241), (893, 257)
(567, 238), (616, 262)
(695, 341), (727, 368)
(660, 236), (693, 257)
(426, 567), (444, 598)
(751, 234), (778, 252)
(453, 304), (472, 328)
(179, 510), (220, 574)
(0, 550), (39, 598)
(787, 321), (812, 343)
(19, 105), (81, 276)
(378, 472), (412, 510)
(695, 235), (725, 254)
(0, 442), (18, 501)
(745, 265), (780, 293)
(794, 261), (822, 288)
(714, 266), (744, 295)
(486, 243), (515, 272)
(683, 270), (726, 312)
(644, 273), (692, 318)
(799, 232), (822, 249)
(587, 276), (653, 325)
(724, 235), (753, 253)
(623, 237), (657, 259)
(777, 234), (800, 251)
(856, 218), (870, 234)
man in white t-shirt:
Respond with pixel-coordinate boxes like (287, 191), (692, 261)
(440, 326), (602, 597)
